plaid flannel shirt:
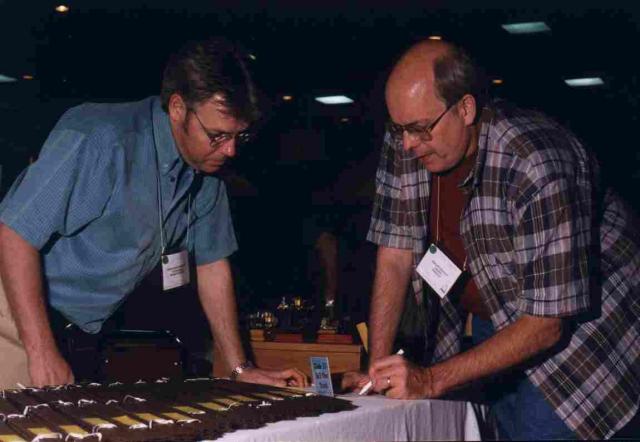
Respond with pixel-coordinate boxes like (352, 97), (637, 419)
(367, 100), (640, 439)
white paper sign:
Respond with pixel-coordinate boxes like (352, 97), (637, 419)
(310, 356), (334, 397)
(161, 250), (190, 291)
(416, 244), (462, 298)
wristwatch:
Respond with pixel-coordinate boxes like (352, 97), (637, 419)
(230, 360), (255, 380)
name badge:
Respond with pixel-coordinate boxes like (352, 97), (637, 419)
(161, 250), (190, 291)
(416, 244), (462, 298)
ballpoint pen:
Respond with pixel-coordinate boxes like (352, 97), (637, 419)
(358, 349), (404, 396)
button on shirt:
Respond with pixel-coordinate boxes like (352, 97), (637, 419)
(367, 100), (640, 439)
(0, 97), (238, 333)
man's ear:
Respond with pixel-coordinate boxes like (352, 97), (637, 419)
(459, 94), (477, 126)
(168, 93), (187, 124)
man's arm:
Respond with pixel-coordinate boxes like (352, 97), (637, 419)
(196, 259), (244, 372)
(368, 245), (414, 363)
(342, 245), (413, 391)
(369, 314), (562, 399)
(196, 259), (306, 387)
(0, 223), (73, 387)
(314, 231), (338, 305)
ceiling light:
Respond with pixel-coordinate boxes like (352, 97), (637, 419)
(282, 95), (293, 101)
(501, 22), (550, 34)
(248, 54), (256, 61)
(340, 117), (350, 123)
(428, 36), (442, 41)
(564, 77), (604, 87)
(0, 74), (17, 83)
(492, 79), (504, 85)
(55, 5), (70, 13)
(22, 74), (34, 80)
(315, 95), (354, 105)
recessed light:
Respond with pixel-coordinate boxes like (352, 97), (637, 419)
(501, 21), (550, 34)
(315, 95), (354, 105)
(22, 74), (34, 80)
(248, 54), (256, 61)
(0, 74), (17, 83)
(564, 77), (604, 87)
(282, 95), (293, 101)
(428, 36), (442, 41)
(492, 79), (504, 85)
(55, 5), (70, 13)
(340, 117), (350, 123)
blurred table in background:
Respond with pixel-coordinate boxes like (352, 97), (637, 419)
(213, 338), (363, 377)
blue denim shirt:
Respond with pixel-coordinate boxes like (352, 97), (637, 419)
(0, 96), (237, 332)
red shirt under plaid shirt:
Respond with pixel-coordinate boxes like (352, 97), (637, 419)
(367, 100), (640, 439)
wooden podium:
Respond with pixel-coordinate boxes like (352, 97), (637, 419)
(213, 334), (363, 377)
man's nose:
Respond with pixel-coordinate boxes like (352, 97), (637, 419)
(221, 138), (237, 158)
(402, 131), (419, 152)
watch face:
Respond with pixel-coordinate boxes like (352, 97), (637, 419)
(231, 361), (254, 380)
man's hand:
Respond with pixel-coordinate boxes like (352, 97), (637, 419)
(0, 224), (75, 388)
(235, 367), (308, 388)
(340, 370), (370, 393)
(27, 349), (74, 387)
(369, 353), (438, 399)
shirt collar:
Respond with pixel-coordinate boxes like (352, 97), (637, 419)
(464, 103), (495, 189)
(152, 97), (183, 175)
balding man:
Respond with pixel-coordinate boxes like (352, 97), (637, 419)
(345, 40), (640, 440)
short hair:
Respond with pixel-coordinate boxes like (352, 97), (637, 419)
(160, 38), (260, 123)
(433, 45), (487, 114)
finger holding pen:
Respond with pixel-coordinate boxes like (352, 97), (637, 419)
(358, 349), (404, 396)
(367, 349), (435, 399)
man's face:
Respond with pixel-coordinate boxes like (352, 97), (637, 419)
(169, 94), (249, 174)
(386, 85), (475, 174)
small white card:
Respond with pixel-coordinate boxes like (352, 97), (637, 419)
(310, 356), (334, 397)
(161, 250), (190, 291)
(416, 244), (462, 298)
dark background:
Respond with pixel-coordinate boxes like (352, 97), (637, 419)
(1, 0), (639, 318)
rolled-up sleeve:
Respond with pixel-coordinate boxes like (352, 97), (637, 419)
(367, 133), (414, 249)
(512, 166), (592, 317)
(0, 127), (114, 250)
(191, 178), (238, 266)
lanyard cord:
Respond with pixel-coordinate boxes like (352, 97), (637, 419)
(186, 193), (191, 249)
(436, 175), (441, 244)
(153, 140), (168, 255)
(153, 149), (192, 255)
(435, 174), (468, 272)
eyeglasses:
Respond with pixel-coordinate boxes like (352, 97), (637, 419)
(191, 110), (253, 150)
(386, 102), (456, 143)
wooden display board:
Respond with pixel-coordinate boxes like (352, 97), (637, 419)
(213, 340), (363, 377)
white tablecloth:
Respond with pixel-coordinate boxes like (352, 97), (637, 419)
(215, 394), (484, 441)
